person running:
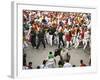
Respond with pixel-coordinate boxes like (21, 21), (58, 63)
(30, 27), (36, 48)
(58, 29), (65, 48)
(48, 26), (56, 46)
(40, 60), (48, 69)
(36, 27), (46, 49)
(83, 28), (90, 50)
(65, 31), (72, 49)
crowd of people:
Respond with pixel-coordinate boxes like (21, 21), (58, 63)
(23, 10), (91, 50)
(23, 10), (91, 69)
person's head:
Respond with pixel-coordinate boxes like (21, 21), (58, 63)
(49, 52), (52, 55)
(43, 60), (47, 65)
(37, 66), (40, 69)
(66, 59), (69, 63)
(72, 65), (76, 67)
(43, 15), (45, 19)
(29, 62), (32, 67)
(54, 48), (62, 57)
(80, 59), (83, 64)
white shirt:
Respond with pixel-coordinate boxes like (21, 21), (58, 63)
(84, 31), (90, 39)
(68, 18), (71, 25)
(46, 58), (55, 68)
(63, 62), (72, 68)
(26, 26), (32, 40)
(40, 64), (48, 69)
(64, 28), (69, 34)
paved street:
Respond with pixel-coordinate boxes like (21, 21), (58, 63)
(23, 43), (90, 69)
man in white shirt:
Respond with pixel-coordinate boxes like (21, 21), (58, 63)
(63, 60), (72, 68)
(40, 60), (48, 69)
(83, 29), (90, 50)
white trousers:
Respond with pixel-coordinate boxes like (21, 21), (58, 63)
(72, 36), (76, 45)
(46, 32), (50, 44)
(74, 38), (80, 48)
(66, 41), (72, 48)
(23, 41), (28, 48)
(83, 38), (89, 50)
(49, 35), (53, 46)
(54, 36), (59, 45)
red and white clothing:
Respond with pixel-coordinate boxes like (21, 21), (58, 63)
(83, 30), (90, 50)
(80, 30), (84, 40)
(65, 33), (72, 48)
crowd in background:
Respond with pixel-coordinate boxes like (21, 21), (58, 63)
(23, 10), (91, 69)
